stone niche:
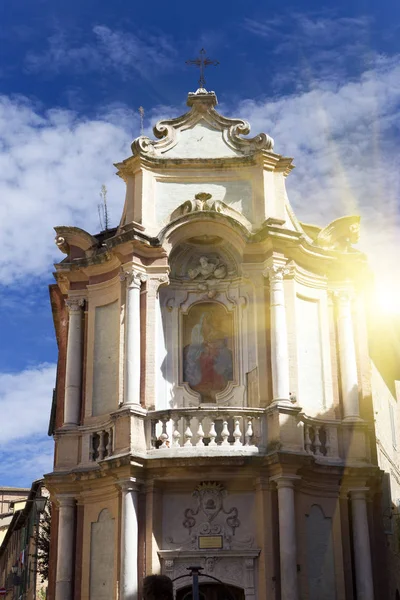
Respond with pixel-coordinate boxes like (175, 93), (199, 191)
(159, 482), (259, 600)
(156, 237), (257, 410)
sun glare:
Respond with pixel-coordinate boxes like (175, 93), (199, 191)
(374, 280), (400, 316)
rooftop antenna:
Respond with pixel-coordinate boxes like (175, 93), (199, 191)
(138, 106), (145, 135)
(186, 48), (219, 90)
(98, 184), (110, 232)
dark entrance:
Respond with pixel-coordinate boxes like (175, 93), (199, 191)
(176, 582), (245, 600)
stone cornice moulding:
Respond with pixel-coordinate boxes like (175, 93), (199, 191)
(127, 90), (274, 160)
(54, 226), (98, 253)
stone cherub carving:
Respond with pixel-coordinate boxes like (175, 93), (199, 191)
(188, 256), (227, 281)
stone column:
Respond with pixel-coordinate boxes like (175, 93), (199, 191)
(55, 495), (76, 600)
(118, 479), (141, 600)
(335, 292), (360, 420)
(121, 269), (147, 407)
(265, 265), (291, 401)
(350, 489), (374, 600)
(271, 475), (300, 600)
(63, 297), (85, 426)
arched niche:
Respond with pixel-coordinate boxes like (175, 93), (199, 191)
(305, 504), (336, 600)
(89, 508), (115, 600)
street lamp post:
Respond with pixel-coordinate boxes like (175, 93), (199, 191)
(172, 566), (237, 600)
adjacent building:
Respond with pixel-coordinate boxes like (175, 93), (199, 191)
(0, 480), (48, 600)
(44, 87), (399, 600)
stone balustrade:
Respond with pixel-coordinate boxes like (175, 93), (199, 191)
(147, 407), (266, 454)
(89, 426), (114, 462)
(300, 416), (339, 459)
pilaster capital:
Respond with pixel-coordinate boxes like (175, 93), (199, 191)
(270, 474), (301, 489)
(116, 477), (143, 493)
(146, 274), (170, 297)
(120, 268), (147, 289)
(65, 296), (85, 313)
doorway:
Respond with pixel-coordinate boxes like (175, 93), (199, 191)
(176, 582), (245, 600)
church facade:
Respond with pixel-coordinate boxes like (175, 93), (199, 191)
(45, 88), (392, 600)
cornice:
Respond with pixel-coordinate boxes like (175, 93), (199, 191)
(54, 226), (98, 254)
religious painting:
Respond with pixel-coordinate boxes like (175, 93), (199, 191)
(183, 303), (234, 402)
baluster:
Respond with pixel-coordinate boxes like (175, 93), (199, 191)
(245, 417), (254, 446)
(106, 428), (113, 456)
(221, 420), (230, 446)
(233, 418), (243, 446)
(314, 426), (322, 456)
(209, 421), (217, 446)
(184, 416), (193, 446)
(150, 419), (158, 449)
(304, 424), (312, 454)
(172, 416), (181, 447)
(89, 434), (94, 461)
(324, 427), (331, 456)
(196, 418), (205, 447)
(160, 417), (169, 448)
(99, 430), (106, 459)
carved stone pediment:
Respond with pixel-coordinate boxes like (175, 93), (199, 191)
(169, 193), (252, 231)
(130, 89), (274, 159)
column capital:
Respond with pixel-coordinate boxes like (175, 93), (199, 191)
(55, 494), (76, 508)
(263, 263), (294, 282)
(330, 289), (355, 305)
(270, 474), (301, 489)
(120, 267), (147, 289)
(65, 296), (85, 313)
(116, 477), (143, 493)
(349, 487), (369, 500)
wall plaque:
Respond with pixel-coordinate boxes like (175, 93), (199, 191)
(198, 535), (223, 549)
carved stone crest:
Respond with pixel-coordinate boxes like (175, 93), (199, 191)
(183, 482), (240, 535)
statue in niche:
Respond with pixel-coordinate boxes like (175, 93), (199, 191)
(188, 256), (227, 281)
(183, 303), (233, 402)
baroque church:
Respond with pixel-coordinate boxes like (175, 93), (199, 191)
(45, 85), (400, 600)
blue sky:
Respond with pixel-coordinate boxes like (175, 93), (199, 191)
(1, 0), (400, 486)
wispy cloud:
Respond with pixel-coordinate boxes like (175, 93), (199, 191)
(25, 25), (177, 79)
(244, 13), (375, 89)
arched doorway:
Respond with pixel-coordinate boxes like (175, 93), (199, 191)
(176, 582), (245, 600)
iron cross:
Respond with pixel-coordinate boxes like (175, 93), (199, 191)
(186, 48), (219, 89)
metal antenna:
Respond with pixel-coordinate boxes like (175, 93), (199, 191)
(138, 106), (145, 135)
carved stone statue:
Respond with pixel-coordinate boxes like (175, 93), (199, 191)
(188, 256), (227, 281)
(315, 215), (360, 252)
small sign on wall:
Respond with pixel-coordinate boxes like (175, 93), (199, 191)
(198, 535), (223, 549)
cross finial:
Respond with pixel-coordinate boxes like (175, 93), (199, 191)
(186, 48), (219, 90)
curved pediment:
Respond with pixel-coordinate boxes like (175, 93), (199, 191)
(131, 89), (274, 160)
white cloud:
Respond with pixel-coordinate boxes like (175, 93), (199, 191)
(226, 54), (400, 292)
(0, 363), (56, 443)
(25, 25), (177, 79)
(0, 364), (56, 485)
(0, 96), (133, 284)
(0, 55), (399, 296)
